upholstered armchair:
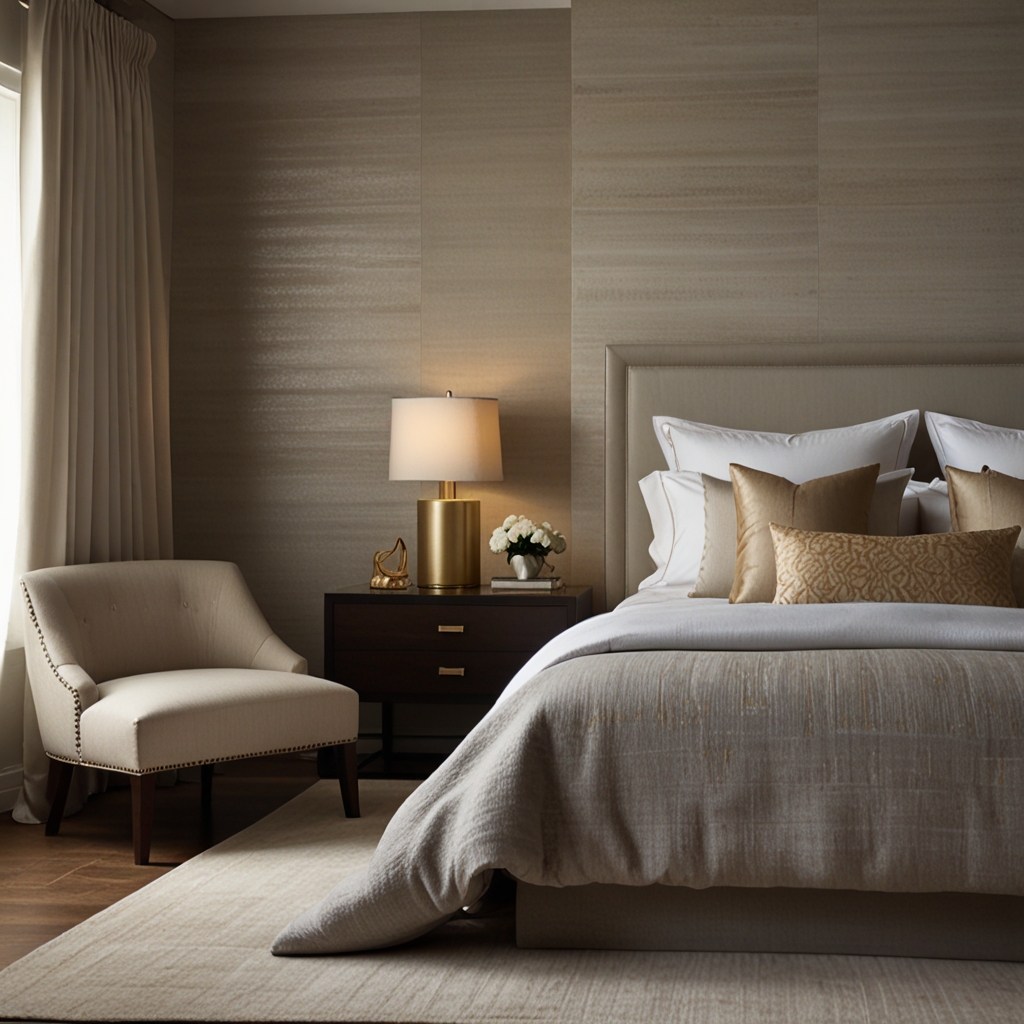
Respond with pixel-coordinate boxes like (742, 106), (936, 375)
(21, 560), (360, 864)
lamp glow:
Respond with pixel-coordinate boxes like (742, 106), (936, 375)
(389, 394), (503, 588)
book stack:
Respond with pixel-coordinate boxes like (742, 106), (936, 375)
(490, 576), (564, 591)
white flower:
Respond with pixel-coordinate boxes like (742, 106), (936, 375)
(507, 518), (536, 543)
(530, 528), (552, 549)
(491, 514), (566, 557)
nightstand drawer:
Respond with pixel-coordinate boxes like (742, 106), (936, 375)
(334, 604), (568, 652)
(341, 650), (530, 700)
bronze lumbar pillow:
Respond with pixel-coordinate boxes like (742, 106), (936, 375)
(729, 463), (880, 604)
(946, 465), (1024, 606)
(770, 523), (1020, 607)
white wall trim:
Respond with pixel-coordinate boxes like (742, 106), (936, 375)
(0, 764), (23, 813)
(0, 61), (21, 94)
(148, 0), (568, 18)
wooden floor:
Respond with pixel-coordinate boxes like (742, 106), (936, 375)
(0, 754), (322, 971)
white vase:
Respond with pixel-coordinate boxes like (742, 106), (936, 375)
(511, 554), (544, 580)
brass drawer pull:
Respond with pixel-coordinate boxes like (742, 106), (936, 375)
(438, 667), (465, 676)
(437, 625), (464, 633)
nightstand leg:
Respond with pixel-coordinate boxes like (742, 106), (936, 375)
(382, 701), (394, 776)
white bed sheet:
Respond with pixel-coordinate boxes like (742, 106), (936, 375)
(495, 591), (1024, 709)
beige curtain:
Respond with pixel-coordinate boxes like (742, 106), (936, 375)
(10, 0), (172, 824)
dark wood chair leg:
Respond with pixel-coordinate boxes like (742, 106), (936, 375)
(200, 763), (214, 841)
(200, 764), (214, 813)
(45, 757), (63, 803)
(44, 761), (74, 837)
(336, 742), (360, 818)
(130, 774), (156, 865)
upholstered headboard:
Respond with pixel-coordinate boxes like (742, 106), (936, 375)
(606, 342), (1024, 608)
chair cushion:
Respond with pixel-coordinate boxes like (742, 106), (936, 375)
(79, 669), (358, 773)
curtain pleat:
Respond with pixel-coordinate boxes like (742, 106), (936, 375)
(10, 0), (171, 823)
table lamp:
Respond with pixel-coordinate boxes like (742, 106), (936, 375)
(389, 393), (503, 588)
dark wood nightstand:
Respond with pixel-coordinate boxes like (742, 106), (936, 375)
(324, 584), (592, 776)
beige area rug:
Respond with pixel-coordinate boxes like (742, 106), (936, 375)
(1, 780), (1023, 1024)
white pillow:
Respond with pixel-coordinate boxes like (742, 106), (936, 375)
(637, 471), (704, 590)
(897, 485), (921, 536)
(906, 478), (952, 534)
(924, 412), (1024, 478)
(653, 411), (920, 481)
(638, 468), (916, 591)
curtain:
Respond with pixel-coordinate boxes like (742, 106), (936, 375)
(9, 0), (172, 824)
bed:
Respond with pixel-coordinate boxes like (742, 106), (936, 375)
(273, 341), (1024, 960)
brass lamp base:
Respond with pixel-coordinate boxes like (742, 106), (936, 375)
(417, 498), (480, 588)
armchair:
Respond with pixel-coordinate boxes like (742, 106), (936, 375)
(21, 560), (359, 864)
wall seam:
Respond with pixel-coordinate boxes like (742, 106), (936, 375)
(418, 12), (424, 402)
(816, 0), (821, 345)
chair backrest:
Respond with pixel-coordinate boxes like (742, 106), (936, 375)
(21, 560), (276, 683)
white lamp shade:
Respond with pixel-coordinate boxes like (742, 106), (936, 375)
(389, 397), (503, 482)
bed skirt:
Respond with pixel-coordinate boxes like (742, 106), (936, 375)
(516, 883), (1024, 961)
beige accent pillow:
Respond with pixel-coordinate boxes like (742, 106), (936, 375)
(689, 475), (739, 598)
(771, 523), (1020, 608)
(691, 469), (911, 599)
(729, 463), (880, 604)
(947, 465), (1024, 606)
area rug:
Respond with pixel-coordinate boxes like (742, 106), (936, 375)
(0, 780), (1022, 1024)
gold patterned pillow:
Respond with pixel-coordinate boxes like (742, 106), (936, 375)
(770, 523), (1020, 607)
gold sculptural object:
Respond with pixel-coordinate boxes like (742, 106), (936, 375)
(370, 537), (411, 589)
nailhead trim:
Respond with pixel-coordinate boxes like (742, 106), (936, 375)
(21, 580), (85, 759)
(45, 736), (359, 775)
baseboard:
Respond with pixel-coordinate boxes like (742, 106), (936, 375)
(0, 764), (22, 812)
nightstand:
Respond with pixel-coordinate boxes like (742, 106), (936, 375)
(324, 584), (592, 776)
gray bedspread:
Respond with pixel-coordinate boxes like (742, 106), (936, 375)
(273, 646), (1024, 954)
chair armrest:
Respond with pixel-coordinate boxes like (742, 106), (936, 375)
(57, 663), (100, 711)
(22, 660), (99, 763)
(250, 633), (308, 674)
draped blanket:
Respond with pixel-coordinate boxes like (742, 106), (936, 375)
(273, 598), (1024, 955)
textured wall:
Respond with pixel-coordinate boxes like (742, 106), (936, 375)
(421, 10), (572, 583)
(571, 0), (1024, 608)
(816, 0), (1023, 342)
(172, 14), (423, 675)
(171, 11), (572, 677)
